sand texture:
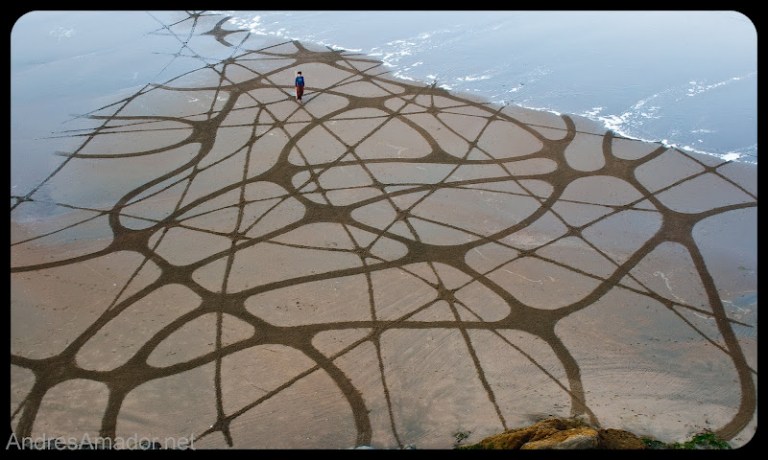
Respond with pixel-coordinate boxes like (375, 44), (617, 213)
(11, 12), (756, 449)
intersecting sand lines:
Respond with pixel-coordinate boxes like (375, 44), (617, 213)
(10, 11), (756, 449)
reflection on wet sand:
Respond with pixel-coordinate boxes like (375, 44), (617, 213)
(11, 11), (756, 449)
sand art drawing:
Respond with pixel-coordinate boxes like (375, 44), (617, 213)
(11, 12), (756, 448)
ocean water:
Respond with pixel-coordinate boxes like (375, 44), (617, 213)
(10, 10), (757, 171)
(222, 10), (757, 163)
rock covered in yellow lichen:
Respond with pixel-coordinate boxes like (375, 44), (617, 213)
(463, 417), (646, 450)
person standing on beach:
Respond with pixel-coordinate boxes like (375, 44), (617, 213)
(295, 71), (305, 102)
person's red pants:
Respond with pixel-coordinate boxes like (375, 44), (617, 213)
(296, 85), (304, 100)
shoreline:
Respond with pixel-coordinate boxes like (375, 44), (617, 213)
(11, 12), (757, 449)
(221, 11), (758, 166)
(345, 63), (756, 167)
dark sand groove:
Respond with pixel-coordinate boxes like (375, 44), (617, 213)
(11, 11), (756, 448)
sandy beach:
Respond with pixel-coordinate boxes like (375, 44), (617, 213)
(10, 12), (756, 449)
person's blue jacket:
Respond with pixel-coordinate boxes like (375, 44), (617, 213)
(295, 75), (305, 87)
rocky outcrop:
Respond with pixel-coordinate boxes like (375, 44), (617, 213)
(598, 428), (648, 449)
(462, 417), (646, 450)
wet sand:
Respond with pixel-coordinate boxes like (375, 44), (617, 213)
(10, 12), (757, 449)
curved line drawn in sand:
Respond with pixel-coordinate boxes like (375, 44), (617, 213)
(11, 12), (756, 449)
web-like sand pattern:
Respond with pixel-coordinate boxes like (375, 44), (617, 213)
(11, 12), (756, 448)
